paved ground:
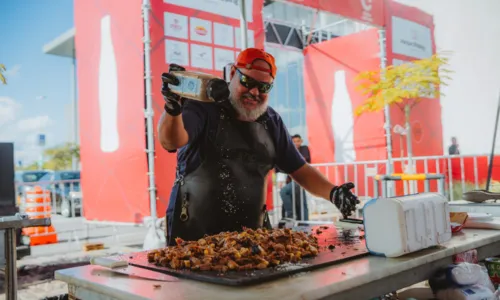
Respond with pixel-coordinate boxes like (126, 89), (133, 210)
(0, 281), (68, 300)
(29, 216), (147, 257)
(0, 245), (142, 300)
(1, 216), (149, 299)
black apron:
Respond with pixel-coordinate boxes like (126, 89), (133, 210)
(166, 108), (276, 246)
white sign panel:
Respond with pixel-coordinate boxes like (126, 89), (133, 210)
(190, 17), (212, 44)
(214, 23), (234, 48)
(164, 0), (253, 22)
(191, 44), (213, 70)
(214, 48), (235, 71)
(164, 12), (188, 39)
(165, 40), (189, 66)
(235, 28), (254, 48)
(391, 16), (432, 59)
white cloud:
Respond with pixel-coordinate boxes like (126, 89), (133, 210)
(0, 96), (22, 127)
(3, 64), (21, 78)
(0, 97), (54, 165)
(17, 115), (53, 132)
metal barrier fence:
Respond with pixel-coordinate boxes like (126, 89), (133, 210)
(15, 153), (498, 224)
(272, 153), (499, 223)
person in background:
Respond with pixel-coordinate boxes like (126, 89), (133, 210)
(448, 137), (460, 155)
(279, 134), (311, 220)
(292, 134), (311, 163)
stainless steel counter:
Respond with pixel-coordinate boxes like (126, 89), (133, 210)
(56, 227), (500, 300)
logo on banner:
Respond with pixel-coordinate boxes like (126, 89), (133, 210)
(197, 52), (208, 59)
(391, 17), (432, 59)
(400, 37), (425, 51)
(170, 19), (183, 31)
(164, 0), (254, 22)
(167, 41), (188, 66)
(413, 121), (423, 143)
(361, 0), (373, 23)
(195, 26), (208, 36)
(411, 30), (418, 40)
(219, 0), (238, 5)
(172, 44), (182, 57)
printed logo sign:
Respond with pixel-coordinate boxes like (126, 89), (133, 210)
(164, 0), (254, 22)
(391, 16), (432, 59)
(190, 17), (212, 43)
(361, 0), (373, 23)
(191, 44), (213, 70)
(165, 40), (189, 65)
(413, 121), (423, 143)
(196, 26), (207, 36)
(214, 23), (234, 48)
(214, 48), (235, 71)
(164, 12), (188, 39)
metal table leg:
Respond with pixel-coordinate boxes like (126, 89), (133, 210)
(5, 228), (17, 300)
(0, 214), (50, 300)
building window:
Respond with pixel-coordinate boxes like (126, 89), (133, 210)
(265, 45), (308, 143)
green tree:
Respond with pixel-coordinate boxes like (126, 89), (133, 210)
(17, 143), (80, 171)
(43, 143), (80, 170)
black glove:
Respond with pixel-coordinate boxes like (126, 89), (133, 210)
(206, 78), (230, 103)
(330, 182), (360, 219)
(161, 64), (186, 116)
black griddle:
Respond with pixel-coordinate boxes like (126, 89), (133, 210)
(125, 225), (368, 286)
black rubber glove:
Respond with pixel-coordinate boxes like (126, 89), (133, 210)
(161, 64), (186, 116)
(330, 182), (360, 219)
(206, 78), (230, 103)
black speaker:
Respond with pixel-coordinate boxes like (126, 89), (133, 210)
(0, 142), (16, 212)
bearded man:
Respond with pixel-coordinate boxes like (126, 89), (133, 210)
(158, 48), (359, 246)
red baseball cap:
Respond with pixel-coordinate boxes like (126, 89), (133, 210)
(234, 48), (277, 78)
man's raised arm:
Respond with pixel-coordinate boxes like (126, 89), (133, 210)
(158, 64), (190, 151)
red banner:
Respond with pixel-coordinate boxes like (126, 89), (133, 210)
(150, 0), (266, 216)
(285, 0), (385, 27)
(384, 1), (443, 159)
(75, 0), (149, 223)
(304, 28), (385, 163)
(303, 28), (385, 191)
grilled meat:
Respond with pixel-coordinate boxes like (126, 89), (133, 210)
(147, 228), (319, 272)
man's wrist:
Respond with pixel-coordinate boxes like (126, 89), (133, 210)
(329, 186), (338, 202)
(164, 103), (181, 116)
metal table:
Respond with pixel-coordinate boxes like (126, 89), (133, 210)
(0, 213), (51, 300)
(55, 227), (500, 300)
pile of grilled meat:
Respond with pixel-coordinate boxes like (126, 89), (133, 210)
(147, 228), (319, 272)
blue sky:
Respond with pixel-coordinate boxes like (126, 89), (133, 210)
(0, 0), (74, 166)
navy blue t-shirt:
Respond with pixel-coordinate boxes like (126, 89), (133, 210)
(176, 99), (306, 176)
(166, 100), (306, 216)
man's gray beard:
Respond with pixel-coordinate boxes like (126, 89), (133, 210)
(229, 96), (267, 121)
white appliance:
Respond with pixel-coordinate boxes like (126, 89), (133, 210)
(363, 193), (452, 257)
(331, 70), (356, 163)
(98, 14), (120, 153)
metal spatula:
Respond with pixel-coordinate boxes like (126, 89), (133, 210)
(90, 257), (178, 282)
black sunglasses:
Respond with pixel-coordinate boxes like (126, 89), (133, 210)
(236, 69), (273, 94)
